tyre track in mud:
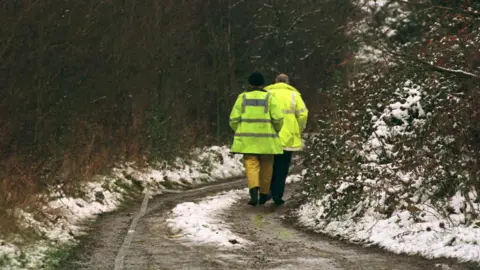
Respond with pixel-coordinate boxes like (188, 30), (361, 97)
(59, 179), (476, 270)
(58, 179), (246, 270)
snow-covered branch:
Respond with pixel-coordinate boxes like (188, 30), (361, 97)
(405, 55), (480, 80)
(417, 61), (480, 80)
(300, 26), (346, 61)
(300, 41), (323, 61)
(379, 44), (480, 80)
(244, 31), (277, 44)
(286, 9), (323, 35)
(393, 0), (480, 18)
(228, 0), (245, 9)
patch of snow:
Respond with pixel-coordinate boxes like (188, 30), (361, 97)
(361, 81), (425, 163)
(298, 200), (480, 263)
(0, 243), (22, 268)
(286, 174), (302, 184)
(165, 169), (305, 248)
(355, 45), (386, 63)
(285, 169), (306, 184)
(166, 189), (249, 248)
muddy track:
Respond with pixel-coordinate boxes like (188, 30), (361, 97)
(224, 185), (476, 270)
(58, 179), (246, 270)
(59, 180), (476, 270)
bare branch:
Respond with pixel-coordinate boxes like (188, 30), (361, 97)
(253, 25), (277, 30)
(245, 31), (277, 44)
(300, 26), (346, 61)
(300, 40), (323, 61)
(382, 47), (480, 80)
(228, 0), (245, 9)
(286, 9), (323, 35)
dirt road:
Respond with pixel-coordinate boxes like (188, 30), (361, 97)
(59, 179), (476, 270)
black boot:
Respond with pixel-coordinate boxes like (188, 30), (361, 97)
(248, 187), (259, 206)
(259, 193), (272, 205)
(273, 197), (285, 207)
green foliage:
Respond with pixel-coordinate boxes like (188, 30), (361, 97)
(43, 245), (74, 270)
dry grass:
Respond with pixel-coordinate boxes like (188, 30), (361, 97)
(0, 116), (204, 236)
(0, 157), (40, 236)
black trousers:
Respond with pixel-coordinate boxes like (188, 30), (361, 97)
(270, 150), (292, 200)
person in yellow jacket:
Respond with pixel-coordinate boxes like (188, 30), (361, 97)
(229, 72), (284, 206)
(265, 74), (308, 206)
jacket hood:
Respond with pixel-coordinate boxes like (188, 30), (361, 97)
(265, 82), (300, 94)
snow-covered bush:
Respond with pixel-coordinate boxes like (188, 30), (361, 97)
(299, 0), (480, 262)
(300, 64), (480, 262)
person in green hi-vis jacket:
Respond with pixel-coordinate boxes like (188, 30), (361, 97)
(229, 72), (284, 206)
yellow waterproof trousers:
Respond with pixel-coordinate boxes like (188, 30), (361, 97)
(244, 154), (274, 194)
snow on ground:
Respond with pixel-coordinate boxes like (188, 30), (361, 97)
(0, 146), (244, 269)
(166, 169), (306, 248)
(166, 189), (250, 248)
(298, 199), (480, 263)
(286, 171), (305, 184)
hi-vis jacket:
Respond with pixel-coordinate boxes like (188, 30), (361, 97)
(264, 83), (308, 151)
(229, 89), (284, 154)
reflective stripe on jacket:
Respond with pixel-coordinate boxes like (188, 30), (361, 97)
(264, 83), (308, 151)
(229, 89), (284, 154)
